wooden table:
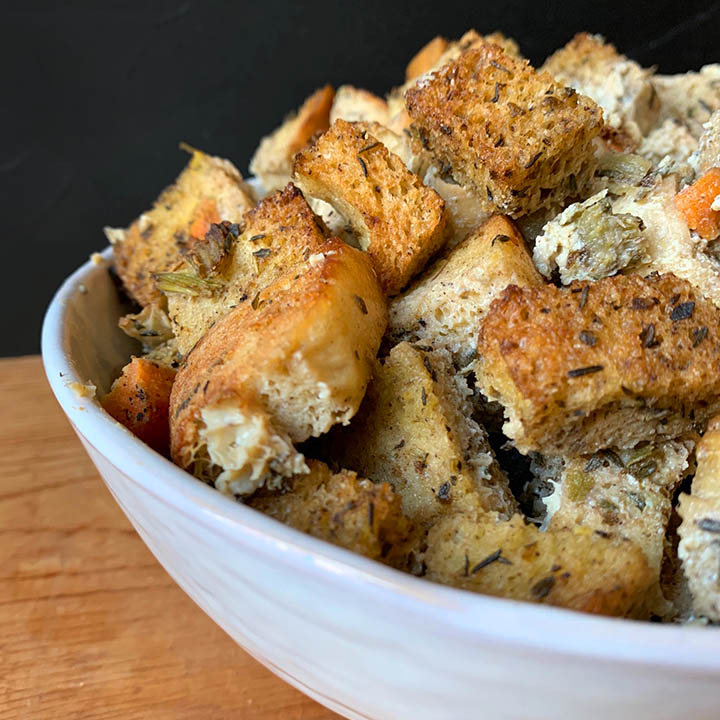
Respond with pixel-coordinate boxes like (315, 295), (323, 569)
(1, 356), (340, 719)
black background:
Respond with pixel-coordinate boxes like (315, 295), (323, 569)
(4, 0), (720, 356)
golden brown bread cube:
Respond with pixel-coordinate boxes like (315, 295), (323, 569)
(112, 148), (254, 307)
(248, 460), (409, 562)
(330, 86), (390, 126)
(678, 419), (720, 620)
(293, 119), (447, 295)
(389, 30), (522, 136)
(405, 43), (603, 217)
(405, 35), (449, 81)
(540, 441), (691, 615)
(477, 272), (720, 456)
(330, 342), (515, 528)
(424, 511), (655, 617)
(249, 85), (335, 192)
(389, 215), (543, 364)
(164, 183), (329, 355)
(170, 238), (387, 496)
(541, 33), (659, 148)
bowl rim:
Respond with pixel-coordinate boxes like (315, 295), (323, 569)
(41, 247), (720, 671)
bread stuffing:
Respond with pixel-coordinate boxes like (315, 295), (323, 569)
(101, 29), (720, 623)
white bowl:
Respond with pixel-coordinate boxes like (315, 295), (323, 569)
(42, 248), (720, 720)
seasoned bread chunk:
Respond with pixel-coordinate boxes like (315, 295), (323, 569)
(541, 441), (691, 614)
(405, 44), (603, 217)
(112, 149), (254, 307)
(425, 511), (654, 617)
(294, 119), (447, 294)
(389, 215), (542, 364)
(248, 460), (409, 561)
(330, 86), (390, 126)
(403, 30), (522, 86)
(614, 176), (720, 307)
(101, 356), (176, 455)
(164, 184), (329, 355)
(652, 65), (720, 139)
(170, 239), (386, 496)
(533, 190), (647, 284)
(541, 33), (659, 147)
(405, 36), (449, 81)
(678, 419), (720, 620)
(477, 272), (720, 455)
(249, 85), (334, 192)
(330, 342), (515, 527)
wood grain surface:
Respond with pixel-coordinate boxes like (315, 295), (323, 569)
(0, 356), (341, 720)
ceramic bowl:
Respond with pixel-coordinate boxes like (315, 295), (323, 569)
(42, 247), (720, 720)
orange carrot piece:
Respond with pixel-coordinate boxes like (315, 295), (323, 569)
(675, 167), (720, 241)
(101, 357), (176, 455)
(189, 197), (220, 240)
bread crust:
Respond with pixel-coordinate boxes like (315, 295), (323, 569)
(170, 238), (387, 485)
(405, 43), (603, 217)
(166, 183), (329, 355)
(113, 149), (253, 307)
(405, 36), (449, 81)
(330, 342), (515, 528)
(250, 85), (335, 192)
(294, 119), (447, 295)
(425, 511), (655, 617)
(477, 272), (720, 455)
(389, 214), (542, 363)
(249, 459), (409, 561)
(330, 85), (390, 126)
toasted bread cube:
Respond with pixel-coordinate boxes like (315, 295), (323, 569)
(164, 183), (329, 355)
(248, 459), (409, 561)
(698, 110), (720, 174)
(389, 30), (521, 135)
(101, 356), (176, 455)
(541, 33), (659, 148)
(533, 190), (648, 284)
(249, 85), (335, 192)
(330, 85), (390, 126)
(170, 239), (387, 495)
(477, 272), (720, 456)
(294, 119), (447, 294)
(678, 419), (720, 620)
(541, 441), (691, 614)
(111, 149), (253, 307)
(406, 44), (603, 217)
(614, 176), (720, 307)
(354, 121), (430, 177)
(389, 215), (542, 364)
(330, 342), (515, 527)
(405, 30), (521, 84)
(652, 65), (720, 139)
(405, 36), (449, 81)
(424, 511), (654, 617)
